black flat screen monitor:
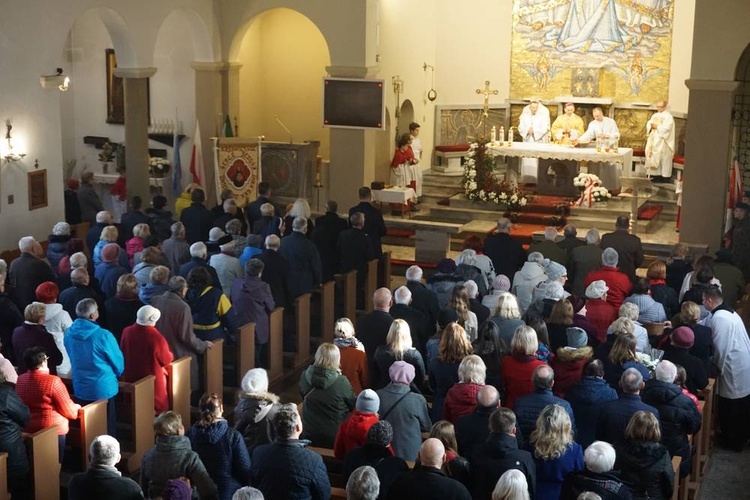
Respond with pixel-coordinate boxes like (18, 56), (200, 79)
(323, 78), (385, 130)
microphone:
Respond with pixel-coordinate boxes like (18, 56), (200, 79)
(274, 115), (293, 144)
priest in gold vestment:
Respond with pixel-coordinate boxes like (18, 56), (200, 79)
(551, 102), (585, 144)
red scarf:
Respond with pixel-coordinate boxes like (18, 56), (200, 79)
(650, 279), (666, 286)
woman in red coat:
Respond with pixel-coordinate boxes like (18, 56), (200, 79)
(120, 305), (174, 413)
(333, 389), (382, 460)
(584, 280), (618, 343)
(549, 327), (593, 398)
(501, 325), (547, 409)
(15, 346), (80, 462)
(443, 354), (486, 423)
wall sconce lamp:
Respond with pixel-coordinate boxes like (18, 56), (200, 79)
(39, 68), (70, 92)
(4, 120), (26, 163)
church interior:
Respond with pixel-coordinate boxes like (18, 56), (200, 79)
(2, 0), (750, 498)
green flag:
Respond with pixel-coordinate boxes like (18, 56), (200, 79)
(224, 115), (233, 138)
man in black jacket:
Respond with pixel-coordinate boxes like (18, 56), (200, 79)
(455, 385), (502, 458)
(312, 200), (348, 281)
(390, 286), (431, 355)
(356, 288), (395, 373)
(641, 360), (702, 477)
(387, 438), (471, 500)
(120, 196), (151, 241)
(405, 265), (439, 332)
(279, 217), (322, 299)
(337, 212), (375, 308)
(244, 181), (273, 230)
(257, 234), (290, 309)
(68, 435), (143, 499)
(179, 188), (214, 244)
(597, 368), (660, 446)
(86, 211), (113, 255)
(470, 408), (536, 499)
(600, 215), (644, 282)
(7, 236), (56, 310)
(58, 268), (106, 324)
(484, 218), (526, 282)
(349, 187), (386, 258)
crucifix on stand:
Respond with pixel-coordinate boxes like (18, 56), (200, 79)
(476, 80), (498, 139)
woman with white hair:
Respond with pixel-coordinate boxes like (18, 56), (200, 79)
(455, 249), (488, 295)
(490, 293), (526, 347)
(47, 221), (72, 272)
(561, 441), (630, 499)
(492, 469), (530, 500)
(333, 318), (369, 393)
(608, 302), (650, 353)
(442, 354), (487, 423)
(530, 404), (584, 498)
(120, 305), (174, 413)
(234, 368), (281, 454)
(283, 198), (315, 237)
(374, 319), (425, 390)
(299, 343), (356, 447)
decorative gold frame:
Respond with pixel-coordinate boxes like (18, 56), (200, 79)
(28, 169), (48, 210)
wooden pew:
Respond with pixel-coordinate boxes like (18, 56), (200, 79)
(335, 270), (357, 320)
(23, 426), (60, 500)
(315, 280), (335, 343)
(0, 452), (8, 500)
(268, 307), (284, 383)
(117, 375), (155, 475)
(688, 400), (706, 499)
(68, 399), (109, 471)
(671, 456), (681, 500)
(697, 378), (716, 469)
(236, 322), (256, 386)
(166, 357), (191, 423)
(204, 338), (224, 398)
(379, 251), (392, 290)
(292, 293), (312, 368)
(331, 487), (347, 499)
(364, 259), (378, 313)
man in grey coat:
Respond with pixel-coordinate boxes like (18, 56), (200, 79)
(376, 361), (431, 462)
(78, 171), (104, 225)
(569, 228), (604, 296)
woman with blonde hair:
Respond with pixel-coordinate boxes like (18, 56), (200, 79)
(666, 242), (692, 293)
(299, 343), (356, 447)
(443, 354), (487, 423)
(283, 198), (314, 237)
(490, 292), (526, 346)
(502, 325), (547, 409)
(492, 469), (530, 500)
(530, 404), (584, 498)
(93, 225), (128, 269)
(604, 333), (650, 389)
(374, 319), (425, 390)
(647, 260), (680, 319)
(429, 420), (471, 489)
(428, 323), (474, 420)
(616, 411), (674, 499)
(333, 317), (369, 393)
(445, 284), (478, 341)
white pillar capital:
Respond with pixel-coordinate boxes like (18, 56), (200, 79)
(684, 79), (740, 92)
(113, 67), (157, 79)
(191, 61), (227, 72)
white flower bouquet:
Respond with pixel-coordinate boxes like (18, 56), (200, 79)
(149, 157), (171, 176)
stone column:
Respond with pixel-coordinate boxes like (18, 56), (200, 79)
(680, 79), (739, 252)
(192, 62), (223, 207)
(115, 67), (156, 204)
(326, 65), (380, 211)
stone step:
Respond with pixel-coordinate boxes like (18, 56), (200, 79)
(422, 185), (463, 198)
(422, 176), (463, 188)
(426, 167), (463, 177)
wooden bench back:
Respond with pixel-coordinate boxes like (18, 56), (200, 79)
(204, 338), (224, 398)
(268, 307), (284, 383)
(237, 323), (256, 387)
(166, 357), (191, 423)
(23, 426), (60, 500)
(335, 270), (357, 320)
(118, 375), (155, 474)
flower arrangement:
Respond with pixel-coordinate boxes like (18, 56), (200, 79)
(572, 172), (611, 207)
(149, 157), (171, 177)
(463, 141), (528, 208)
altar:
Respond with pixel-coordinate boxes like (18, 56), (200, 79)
(489, 142), (633, 195)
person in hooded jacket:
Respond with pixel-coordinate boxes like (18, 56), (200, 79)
(550, 327), (594, 398)
(35, 281), (72, 376)
(187, 393), (250, 500)
(299, 343), (356, 447)
(615, 411), (674, 500)
(512, 252), (548, 314)
(0, 373), (31, 500)
(427, 258), (465, 309)
(334, 389), (382, 460)
(234, 368), (280, 455)
(230, 259), (275, 368)
(342, 421), (409, 498)
(565, 359), (618, 449)
(120, 305), (174, 414)
(641, 360), (702, 478)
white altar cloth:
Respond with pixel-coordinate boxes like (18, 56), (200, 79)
(488, 142), (633, 167)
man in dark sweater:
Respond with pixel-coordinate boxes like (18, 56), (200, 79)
(484, 218), (526, 282)
(257, 235), (290, 309)
(68, 435), (143, 500)
(179, 188), (214, 244)
(312, 200), (348, 282)
(349, 187), (386, 258)
(455, 385), (502, 458)
(355, 288), (395, 374)
(120, 196), (151, 241)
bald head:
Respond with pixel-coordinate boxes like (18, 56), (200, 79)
(476, 385), (500, 409)
(373, 288), (392, 311)
(419, 438), (446, 469)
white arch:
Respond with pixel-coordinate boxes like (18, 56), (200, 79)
(156, 8), (217, 62)
(85, 7), (139, 67)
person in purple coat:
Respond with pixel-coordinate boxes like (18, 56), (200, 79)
(230, 259), (275, 368)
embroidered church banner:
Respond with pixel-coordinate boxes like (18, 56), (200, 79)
(510, 0), (675, 103)
(213, 138), (261, 208)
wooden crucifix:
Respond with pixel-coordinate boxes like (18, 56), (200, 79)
(476, 80), (498, 138)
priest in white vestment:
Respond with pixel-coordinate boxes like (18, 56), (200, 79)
(578, 107), (621, 190)
(517, 100), (550, 184)
(645, 100), (675, 182)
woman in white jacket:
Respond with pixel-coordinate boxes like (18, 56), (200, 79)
(34, 281), (72, 376)
(512, 252), (548, 314)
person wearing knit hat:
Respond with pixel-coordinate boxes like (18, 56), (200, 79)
(95, 243), (128, 300)
(341, 420), (408, 489)
(35, 281), (73, 376)
(162, 478), (192, 500)
(545, 260), (568, 282)
(549, 326), (594, 398)
(377, 360), (431, 461)
(566, 327), (588, 349)
(583, 280), (617, 343)
(120, 305), (174, 413)
(334, 388), (383, 460)
(663, 326), (709, 394)
(428, 258), (463, 309)
(482, 274), (512, 313)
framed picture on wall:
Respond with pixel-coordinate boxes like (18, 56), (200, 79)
(105, 48), (151, 124)
(28, 169), (48, 210)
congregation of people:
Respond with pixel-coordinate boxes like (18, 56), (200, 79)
(1, 178), (750, 500)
